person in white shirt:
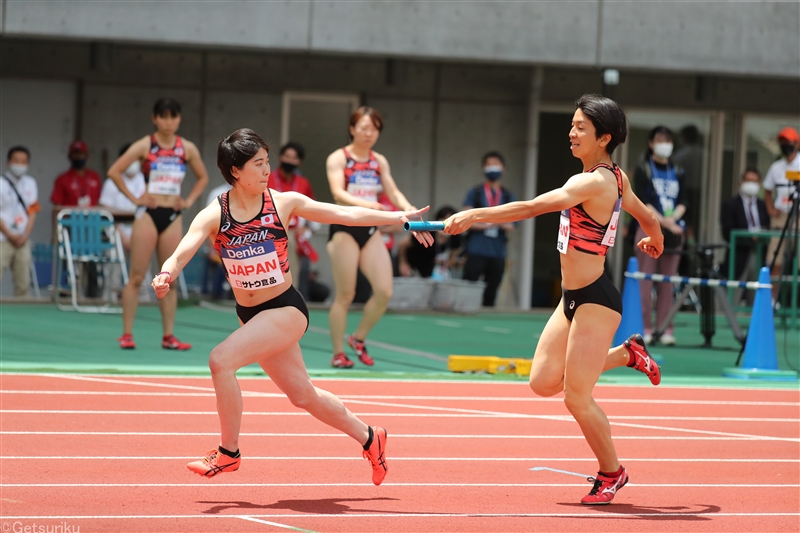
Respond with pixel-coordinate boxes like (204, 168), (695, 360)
(99, 144), (147, 250)
(0, 146), (41, 296)
(763, 127), (800, 287)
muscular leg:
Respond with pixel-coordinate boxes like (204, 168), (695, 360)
(327, 232), (361, 354)
(563, 303), (622, 473)
(122, 214), (158, 335)
(208, 306), (307, 452)
(156, 216), (183, 337)
(260, 343), (369, 445)
(353, 232), (393, 341)
(528, 304), (570, 397)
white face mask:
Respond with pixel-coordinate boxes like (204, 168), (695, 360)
(8, 164), (28, 178)
(653, 142), (673, 159)
(740, 181), (760, 198)
(124, 160), (141, 177)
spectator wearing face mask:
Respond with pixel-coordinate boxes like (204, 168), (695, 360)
(721, 168), (770, 287)
(1, 146), (41, 297)
(763, 127), (800, 287)
(461, 151), (516, 307)
(51, 141), (102, 209)
(632, 126), (688, 345)
(99, 143), (147, 251)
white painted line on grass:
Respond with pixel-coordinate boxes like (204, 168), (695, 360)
(434, 320), (461, 328)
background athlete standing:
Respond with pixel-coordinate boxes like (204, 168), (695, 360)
(325, 107), (433, 368)
(108, 98), (209, 350)
(444, 94), (664, 505)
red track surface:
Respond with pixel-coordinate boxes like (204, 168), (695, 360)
(1, 374), (798, 533)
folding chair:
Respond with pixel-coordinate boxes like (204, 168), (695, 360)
(55, 209), (128, 312)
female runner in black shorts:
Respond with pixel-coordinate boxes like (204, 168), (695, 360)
(444, 95), (664, 505)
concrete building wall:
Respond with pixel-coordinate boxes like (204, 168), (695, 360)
(3, 1), (798, 78)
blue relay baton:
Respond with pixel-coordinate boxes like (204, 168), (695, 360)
(404, 220), (446, 232)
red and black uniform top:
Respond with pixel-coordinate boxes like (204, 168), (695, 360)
(214, 190), (291, 291)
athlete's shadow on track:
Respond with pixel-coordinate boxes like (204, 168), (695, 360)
(558, 503), (721, 521)
(198, 497), (401, 515)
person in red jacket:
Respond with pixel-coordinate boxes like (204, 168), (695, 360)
(50, 141), (102, 208)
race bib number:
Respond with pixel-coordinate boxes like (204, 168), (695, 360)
(148, 162), (185, 195)
(557, 209), (570, 254)
(601, 198), (622, 247)
(221, 240), (285, 291)
(484, 226), (499, 238)
(346, 171), (381, 203)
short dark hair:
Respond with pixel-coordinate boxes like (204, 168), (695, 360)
(280, 141), (305, 161)
(645, 125), (675, 157)
(217, 128), (270, 186)
(7, 145), (30, 161)
(481, 151), (505, 167)
(153, 98), (181, 118)
(574, 94), (628, 155)
(119, 143), (132, 157)
(349, 106), (383, 139)
(742, 167), (761, 180)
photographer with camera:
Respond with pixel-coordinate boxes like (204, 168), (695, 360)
(763, 127), (800, 300)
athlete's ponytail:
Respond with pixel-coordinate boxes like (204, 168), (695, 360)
(217, 128), (270, 186)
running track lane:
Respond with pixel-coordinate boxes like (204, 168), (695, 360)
(1, 373), (798, 532)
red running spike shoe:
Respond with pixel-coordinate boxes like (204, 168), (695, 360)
(118, 334), (135, 350)
(348, 334), (374, 366)
(331, 352), (355, 369)
(581, 466), (629, 505)
(363, 426), (388, 485)
(187, 448), (241, 478)
(624, 333), (661, 386)
(162, 335), (191, 351)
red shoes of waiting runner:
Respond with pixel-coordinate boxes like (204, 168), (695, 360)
(581, 466), (629, 505)
(624, 333), (661, 386)
(117, 334), (191, 351)
(331, 334), (375, 368)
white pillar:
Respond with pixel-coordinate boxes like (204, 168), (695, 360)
(518, 66), (544, 309)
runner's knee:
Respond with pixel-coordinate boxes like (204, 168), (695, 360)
(286, 385), (317, 410)
(529, 374), (562, 397)
(208, 345), (235, 375)
(562, 388), (592, 416)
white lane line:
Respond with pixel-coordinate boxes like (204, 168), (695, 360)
(434, 320), (461, 328)
(38, 374), (218, 393)
(2, 512), (798, 520)
(5, 456), (797, 463)
(0, 432), (764, 440)
(342, 398), (800, 442)
(4, 410), (797, 423)
(482, 326), (511, 334)
(15, 377), (800, 441)
(3, 483), (798, 488)
(1, 512), (799, 520)
(3, 390), (798, 407)
(239, 516), (319, 533)
(6, 371), (799, 392)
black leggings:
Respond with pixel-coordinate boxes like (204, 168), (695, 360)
(462, 254), (506, 307)
(561, 273), (622, 322)
(235, 285), (310, 331)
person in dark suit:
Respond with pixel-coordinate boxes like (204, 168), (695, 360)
(721, 168), (770, 283)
